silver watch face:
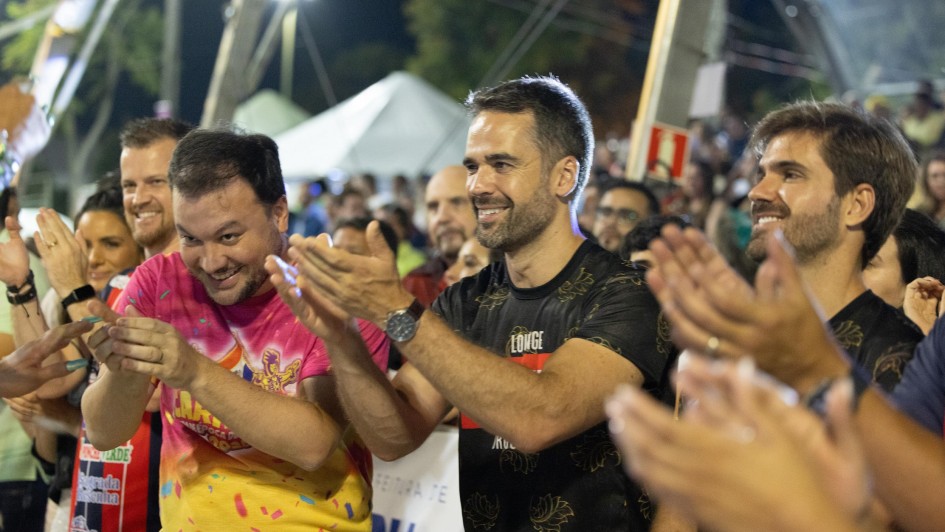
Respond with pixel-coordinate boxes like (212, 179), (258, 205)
(386, 310), (418, 342)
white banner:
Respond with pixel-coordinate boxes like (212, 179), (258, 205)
(371, 426), (462, 532)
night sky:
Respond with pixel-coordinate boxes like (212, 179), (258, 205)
(170, 0), (413, 124)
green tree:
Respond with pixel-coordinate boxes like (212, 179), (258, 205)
(2, 0), (162, 193)
(403, 0), (649, 136)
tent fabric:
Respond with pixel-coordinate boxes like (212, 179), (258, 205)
(233, 89), (311, 138)
(274, 71), (469, 180)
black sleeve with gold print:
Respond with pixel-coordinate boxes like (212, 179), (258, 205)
(431, 240), (676, 532)
(829, 290), (923, 393)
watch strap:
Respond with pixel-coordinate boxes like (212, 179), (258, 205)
(61, 284), (96, 310)
(405, 297), (425, 320)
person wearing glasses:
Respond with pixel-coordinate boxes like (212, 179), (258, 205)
(591, 180), (659, 254)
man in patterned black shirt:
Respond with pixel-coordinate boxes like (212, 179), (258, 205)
(746, 101), (921, 392)
(268, 76), (676, 531)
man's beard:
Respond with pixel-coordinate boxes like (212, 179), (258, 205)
(747, 196), (842, 264)
(475, 184), (557, 253)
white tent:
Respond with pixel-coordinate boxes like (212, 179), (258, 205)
(233, 89), (311, 138)
(274, 71), (469, 181)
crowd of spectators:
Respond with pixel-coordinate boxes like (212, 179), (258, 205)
(6, 73), (945, 532)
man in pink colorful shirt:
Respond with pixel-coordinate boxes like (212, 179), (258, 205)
(82, 129), (387, 531)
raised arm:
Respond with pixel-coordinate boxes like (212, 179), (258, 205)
(281, 228), (646, 455)
(4, 213), (90, 397)
(266, 254), (446, 461)
(98, 304), (346, 470)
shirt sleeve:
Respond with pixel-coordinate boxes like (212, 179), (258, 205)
(114, 261), (158, 318)
(570, 272), (674, 388)
(891, 317), (945, 435)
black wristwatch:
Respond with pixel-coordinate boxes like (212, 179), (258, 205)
(61, 284), (96, 310)
(385, 298), (425, 342)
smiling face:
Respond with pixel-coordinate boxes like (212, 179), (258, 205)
(175, 178), (287, 306)
(77, 210), (143, 292)
(464, 111), (562, 253)
(120, 137), (178, 256)
(746, 132), (844, 264)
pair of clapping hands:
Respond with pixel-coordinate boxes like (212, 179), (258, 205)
(605, 226), (871, 532)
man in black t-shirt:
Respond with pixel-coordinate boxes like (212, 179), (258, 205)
(269, 76), (676, 531)
(744, 102), (921, 389)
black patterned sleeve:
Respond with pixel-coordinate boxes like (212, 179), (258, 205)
(570, 269), (674, 388)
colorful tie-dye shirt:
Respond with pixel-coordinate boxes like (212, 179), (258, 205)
(114, 253), (388, 531)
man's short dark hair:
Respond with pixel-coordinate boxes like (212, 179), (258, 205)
(600, 180), (660, 218)
(465, 75), (593, 209)
(620, 215), (690, 261)
(168, 129), (285, 207)
(891, 209), (945, 286)
(334, 216), (399, 257)
(750, 101), (916, 268)
(119, 118), (194, 149)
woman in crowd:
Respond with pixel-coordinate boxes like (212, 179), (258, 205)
(443, 237), (502, 287)
(917, 151), (945, 227)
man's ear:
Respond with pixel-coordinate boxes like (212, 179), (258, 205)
(272, 196), (290, 233)
(844, 183), (875, 227)
(553, 156), (580, 198)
